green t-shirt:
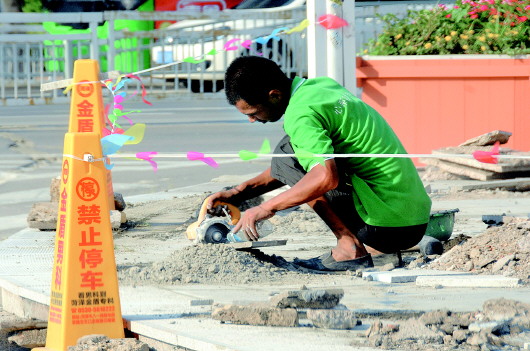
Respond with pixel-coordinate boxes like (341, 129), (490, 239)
(283, 76), (432, 227)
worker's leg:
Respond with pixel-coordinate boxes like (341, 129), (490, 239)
(271, 135), (369, 261)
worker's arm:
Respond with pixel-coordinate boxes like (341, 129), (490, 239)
(232, 159), (339, 240)
(206, 167), (284, 212)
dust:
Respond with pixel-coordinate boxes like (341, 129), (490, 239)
(427, 218), (530, 283)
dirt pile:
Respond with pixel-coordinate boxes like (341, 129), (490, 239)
(66, 335), (149, 351)
(362, 298), (530, 351)
(118, 244), (308, 286)
(427, 218), (530, 283)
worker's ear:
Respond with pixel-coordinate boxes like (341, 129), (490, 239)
(268, 89), (283, 104)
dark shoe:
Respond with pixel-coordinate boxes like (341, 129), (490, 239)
(294, 252), (374, 272)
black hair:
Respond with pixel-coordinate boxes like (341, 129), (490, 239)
(224, 56), (291, 106)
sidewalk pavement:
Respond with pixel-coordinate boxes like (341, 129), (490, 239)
(1, 175), (530, 350)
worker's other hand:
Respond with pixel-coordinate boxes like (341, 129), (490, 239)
(231, 205), (275, 241)
(206, 188), (241, 215)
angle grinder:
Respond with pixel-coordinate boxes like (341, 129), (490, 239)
(186, 199), (240, 244)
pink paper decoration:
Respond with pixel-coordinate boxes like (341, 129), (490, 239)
(472, 141), (500, 164)
(317, 14), (349, 29)
(136, 152), (158, 172)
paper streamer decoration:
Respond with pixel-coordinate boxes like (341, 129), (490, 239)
(286, 19), (310, 34)
(318, 14), (349, 29)
(255, 27), (289, 45)
(473, 141), (500, 164)
(238, 150), (258, 160)
(295, 149), (325, 166)
(187, 151), (219, 168)
(136, 152), (158, 172)
(101, 134), (134, 156)
(125, 74), (152, 106)
(123, 123), (146, 145)
(259, 139), (271, 154)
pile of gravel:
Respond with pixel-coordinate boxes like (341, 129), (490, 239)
(119, 244), (303, 286)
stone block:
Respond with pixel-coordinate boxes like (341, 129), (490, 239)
(306, 309), (360, 330)
(459, 130), (511, 146)
(269, 288), (344, 309)
(416, 275), (521, 288)
(211, 304), (298, 327)
(362, 269), (470, 284)
(27, 202), (58, 230)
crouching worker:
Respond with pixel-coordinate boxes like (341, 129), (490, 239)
(206, 56), (432, 272)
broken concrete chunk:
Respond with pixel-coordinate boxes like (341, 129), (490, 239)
(419, 309), (451, 325)
(390, 319), (444, 344)
(0, 312), (47, 333)
(211, 304), (298, 327)
(27, 202), (58, 230)
(7, 328), (47, 348)
(269, 288), (344, 309)
(459, 130), (512, 146)
(452, 329), (469, 343)
(469, 320), (510, 335)
(50, 176), (61, 203)
(306, 309), (360, 330)
(491, 254), (515, 273)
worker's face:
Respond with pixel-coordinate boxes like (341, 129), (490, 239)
(235, 91), (285, 124)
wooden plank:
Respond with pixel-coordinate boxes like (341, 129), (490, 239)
(229, 240), (287, 250)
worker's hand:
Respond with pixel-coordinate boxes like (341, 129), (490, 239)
(206, 188), (241, 215)
(231, 205), (275, 241)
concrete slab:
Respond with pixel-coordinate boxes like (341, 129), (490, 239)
(416, 274), (522, 288)
(362, 269), (472, 283)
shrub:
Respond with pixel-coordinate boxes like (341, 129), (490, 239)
(364, 0), (530, 55)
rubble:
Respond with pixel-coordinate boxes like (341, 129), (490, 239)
(27, 177), (127, 230)
(212, 304), (299, 327)
(360, 298), (530, 351)
(7, 328), (46, 348)
(268, 288), (344, 309)
(427, 218), (530, 283)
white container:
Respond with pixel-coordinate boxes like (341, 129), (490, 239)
(226, 220), (274, 242)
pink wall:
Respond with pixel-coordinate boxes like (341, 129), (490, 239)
(356, 57), (530, 158)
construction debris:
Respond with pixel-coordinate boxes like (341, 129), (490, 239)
(360, 298), (530, 351)
(27, 177), (127, 230)
(459, 130), (512, 147)
(269, 288), (344, 309)
(212, 304), (299, 327)
(427, 218), (530, 283)
(421, 131), (530, 180)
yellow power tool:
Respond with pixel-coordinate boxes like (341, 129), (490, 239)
(186, 199), (240, 244)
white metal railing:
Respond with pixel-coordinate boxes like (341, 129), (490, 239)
(0, 1), (444, 103)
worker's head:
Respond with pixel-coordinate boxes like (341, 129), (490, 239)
(225, 56), (291, 123)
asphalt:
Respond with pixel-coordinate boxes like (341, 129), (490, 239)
(1, 175), (530, 351)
